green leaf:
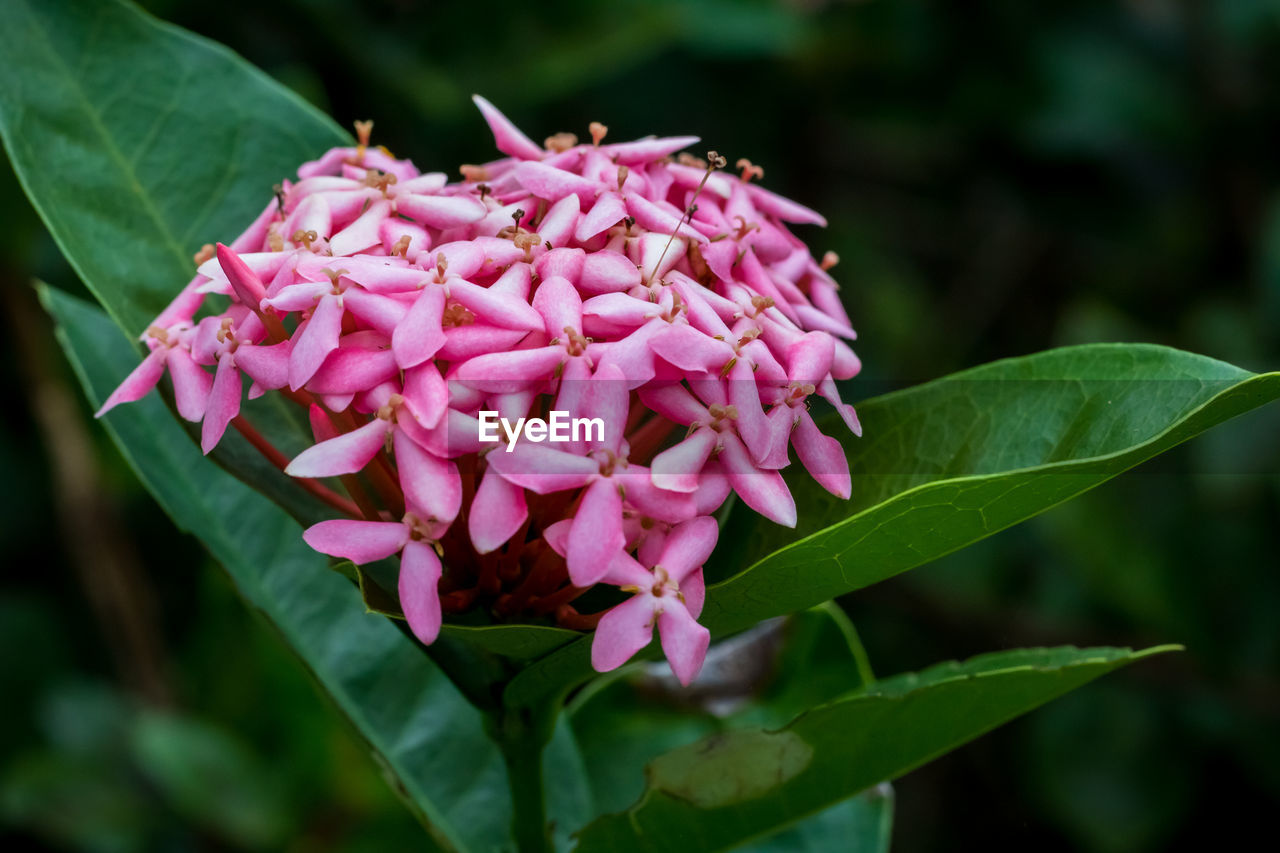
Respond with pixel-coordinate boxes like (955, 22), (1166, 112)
(734, 786), (892, 853)
(703, 344), (1280, 636)
(0, 0), (348, 335)
(506, 344), (1279, 713)
(43, 287), (594, 852)
(571, 645), (1177, 853)
(569, 604), (875, 819)
(565, 605), (894, 852)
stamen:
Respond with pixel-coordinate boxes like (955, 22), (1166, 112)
(544, 132), (578, 153)
(616, 164), (629, 192)
(193, 243), (215, 266)
(354, 120), (374, 148)
(460, 164), (488, 182)
(291, 229), (319, 251)
(589, 121), (608, 146)
(391, 234), (411, 258)
(736, 157), (765, 182)
(820, 251), (839, 271)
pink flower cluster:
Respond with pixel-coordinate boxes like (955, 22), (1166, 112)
(98, 97), (861, 685)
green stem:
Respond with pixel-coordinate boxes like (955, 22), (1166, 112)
(496, 707), (553, 853)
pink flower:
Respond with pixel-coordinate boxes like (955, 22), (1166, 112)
(98, 97), (863, 683)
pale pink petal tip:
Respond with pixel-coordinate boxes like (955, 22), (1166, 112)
(471, 94), (544, 161)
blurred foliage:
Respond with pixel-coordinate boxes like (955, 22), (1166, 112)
(2, 0), (1278, 850)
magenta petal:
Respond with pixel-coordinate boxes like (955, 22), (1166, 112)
(166, 347), (213, 422)
(601, 550), (653, 589)
(727, 360), (772, 463)
(793, 409), (851, 499)
(285, 417), (388, 477)
(650, 324), (730, 373)
(536, 194), (580, 248)
(449, 280), (544, 331)
(343, 289), (408, 338)
(289, 295), (344, 390)
(787, 332), (836, 383)
(626, 193), (707, 243)
(392, 287), (446, 368)
(303, 519), (409, 563)
(453, 347), (564, 392)
(397, 193), (487, 229)
(532, 275), (583, 336)
(658, 601), (710, 686)
(637, 382), (711, 426)
(96, 348), (166, 417)
(468, 467), (529, 554)
(650, 428), (717, 493)
(329, 198), (391, 256)
(401, 363), (448, 430)
(575, 191), (627, 243)
(215, 243), (268, 307)
(200, 357), (242, 454)
(619, 467), (697, 524)
(395, 429), (462, 524)
(235, 341), (291, 391)
(399, 540), (443, 644)
(514, 161), (600, 202)
(567, 478), (626, 586)
(720, 433), (797, 527)
(485, 443), (598, 494)
(306, 347), (400, 395)
(579, 249), (641, 294)
(591, 594), (656, 673)
(681, 568), (706, 619)
(658, 516), (720, 582)
(472, 95), (545, 161)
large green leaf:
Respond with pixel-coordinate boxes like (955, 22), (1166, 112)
(568, 605), (892, 852)
(505, 344), (1279, 712)
(704, 343), (1280, 634)
(571, 645), (1176, 853)
(43, 287), (593, 852)
(0, 0), (348, 335)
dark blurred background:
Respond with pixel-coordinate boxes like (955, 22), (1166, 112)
(3, 0), (1278, 850)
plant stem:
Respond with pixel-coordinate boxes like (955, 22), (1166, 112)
(496, 708), (552, 853)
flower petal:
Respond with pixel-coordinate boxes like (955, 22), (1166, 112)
(657, 601), (710, 686)
(658, 516), (720, 582)
(395, 429), (462, 524)
(285, 417), (388, 477)
(200, 356), (242, 454)
(289, 295), (344, 390)
(591, 593), (656, 673)
(400, 540), (443, 644)
(468, 466), (529, 554)
(303, 519), (408, 563)
(472, 95), (545, 161)
(567, 478), (626, 586)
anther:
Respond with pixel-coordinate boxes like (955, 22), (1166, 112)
(391, 234), (411, 258)
(544, 132), (578, 153)
(616, 165), (629, 192)
(820, 251), (839, 271)
(736, 158), (765, 182)
(354, 120), (373, 148)
(589, 121), (608, 146)
(460, 164), (488, 182)
(193, 243), (215, 266)
(291, 229), (319, 251)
